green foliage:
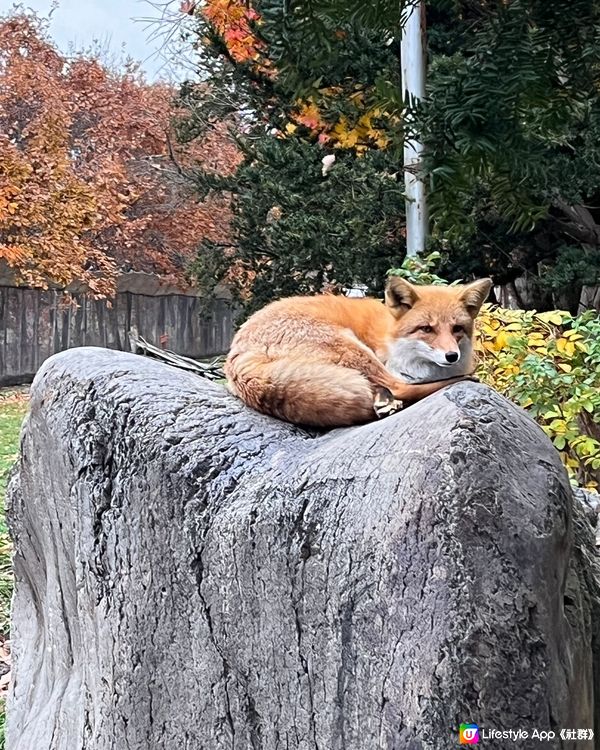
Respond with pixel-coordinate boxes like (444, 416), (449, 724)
(192, 138), (406, 316)
(540, 245), (600, 293)
(388, 250), (450, 285)
(259, 0), (407, 35)
(257, 0), (406, 89)
(420, 0), (600, 307)
(421, 0), (600, 229)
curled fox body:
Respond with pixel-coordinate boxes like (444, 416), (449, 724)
(225, 277), (492, 427)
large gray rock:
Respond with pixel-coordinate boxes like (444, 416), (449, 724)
(7, 347), (600, 749)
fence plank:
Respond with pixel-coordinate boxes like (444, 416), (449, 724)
(0, 286), (234, 385)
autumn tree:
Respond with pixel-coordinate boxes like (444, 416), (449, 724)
(0, 11), (239, 296)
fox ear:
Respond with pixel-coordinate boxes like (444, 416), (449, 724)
(460, 278), (493, 317)
(385, 277), (420, 318)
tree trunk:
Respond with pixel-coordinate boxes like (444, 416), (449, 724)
(580, 284), (600, 314)
(7, 347), (600, 749)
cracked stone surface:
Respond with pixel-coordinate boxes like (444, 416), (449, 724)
(6, 347), (600, 749)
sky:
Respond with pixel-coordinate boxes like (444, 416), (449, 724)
(0, 0), (192, 81)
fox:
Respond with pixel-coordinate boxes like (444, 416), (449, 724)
(224, 276), (492, 427)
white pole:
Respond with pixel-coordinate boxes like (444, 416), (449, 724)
(401, 1), (427, 256)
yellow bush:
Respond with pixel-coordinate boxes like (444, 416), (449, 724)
(475, 305), (600, 490)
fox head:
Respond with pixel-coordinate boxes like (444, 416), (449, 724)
(384, 277), (492, 382)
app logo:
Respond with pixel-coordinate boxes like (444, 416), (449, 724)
(459, 723), (480, 744)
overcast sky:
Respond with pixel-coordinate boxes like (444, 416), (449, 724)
(0, 0), (192, 80)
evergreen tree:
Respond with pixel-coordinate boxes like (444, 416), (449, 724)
(178, 4), (406, 313)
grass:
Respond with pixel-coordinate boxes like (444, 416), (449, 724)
(0, 395), (28, 501)
(0, 393), (28, 634)
(0, 389), (29, 747)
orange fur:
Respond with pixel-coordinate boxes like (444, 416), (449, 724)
(225, 278), (492, 427)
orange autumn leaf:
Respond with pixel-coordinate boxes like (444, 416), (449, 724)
(0, 12), (241, 296)
(202, 0), (270, 70)
(294, 102), (324, 131)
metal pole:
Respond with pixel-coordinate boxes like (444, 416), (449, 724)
(401, 1), (427, 256)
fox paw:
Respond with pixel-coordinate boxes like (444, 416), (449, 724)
(373, 387), (404, 419)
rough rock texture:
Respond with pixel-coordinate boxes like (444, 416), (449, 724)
(7, 347), (600, 750)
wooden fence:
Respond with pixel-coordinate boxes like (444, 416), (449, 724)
(0, 284), (234, 386)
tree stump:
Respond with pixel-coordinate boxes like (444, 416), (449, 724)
(7, 347), (600, 749)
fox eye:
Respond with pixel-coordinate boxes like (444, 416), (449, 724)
(419, 325), (433, 333)
(453, 325), (465, 334)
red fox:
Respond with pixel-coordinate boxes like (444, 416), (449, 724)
(225, 277), (492, 427)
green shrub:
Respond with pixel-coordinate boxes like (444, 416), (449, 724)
(476, 306), (600, 490)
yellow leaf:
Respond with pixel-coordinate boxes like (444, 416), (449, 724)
(558, 362), (572, 373)
(556, 337), (568, 353)
(536, 311), (569, 326)
(331, 118), (361, 149)
(543, 409), (562, 418)
(494, 331), (510, 350)
(342, 130), (359, 148)
(357, 112), (372, 129)
(550, 419), (567, 432)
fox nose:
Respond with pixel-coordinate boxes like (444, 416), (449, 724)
(445, 351), (459, 363)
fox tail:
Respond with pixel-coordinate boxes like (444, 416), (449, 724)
(224, 352), (375, 427)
